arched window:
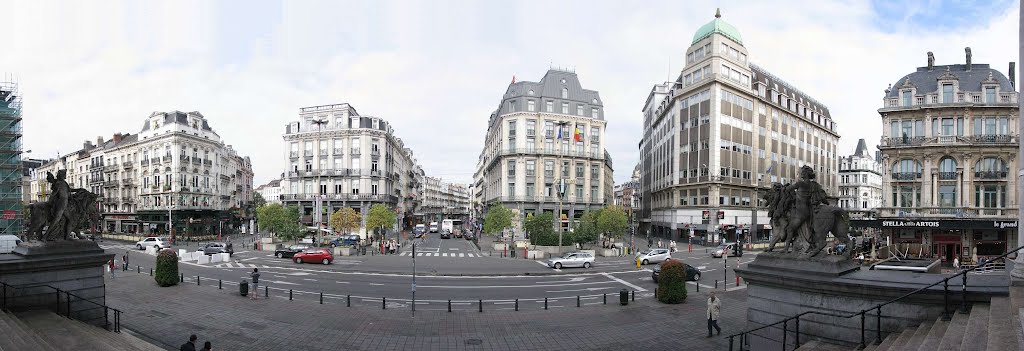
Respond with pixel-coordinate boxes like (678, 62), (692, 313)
(974, 157), (1007, 179)
(891, 159), (921, 180)
(938, 157), (957, 179)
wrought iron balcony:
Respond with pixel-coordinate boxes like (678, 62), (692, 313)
(204, 159), (212, 166)
(880, 136), (928, 147)
(937, 172), (958, 180)
(878, 206), (1017, 218)
(289, 151), (299, 158)
(122, 161), (133, 169)
(974, 171), (1008, 179)
(970, 135), (1014, 144)
(890, 172), (921, 181)
(191, 158), (201, 165)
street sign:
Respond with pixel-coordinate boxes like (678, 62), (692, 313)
(717, 211), (725, 220)
(1, 210), (15, 220)
(702, 211), (710, 220)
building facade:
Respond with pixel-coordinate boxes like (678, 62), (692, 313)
(256, 178), (282, 205)
(871, 49), (1018, 263)
(473, 69), (614, 232)
(838, 139), (883, 219)
(613, 164), (641, 215)
(30, 111), (255, 236)
(0, 81), (22, 236)
(278, 103), (423, 234)
(420, 176), (471, 223)
(639, 11), (840, 244)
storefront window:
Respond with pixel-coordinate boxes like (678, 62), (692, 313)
(938, 185), (956, 208)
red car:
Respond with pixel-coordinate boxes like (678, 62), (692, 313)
(293, 248), (333, 265)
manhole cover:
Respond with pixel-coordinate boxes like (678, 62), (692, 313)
(465, 339), (483, 345)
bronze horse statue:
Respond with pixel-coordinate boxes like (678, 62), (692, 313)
(764, 166), (854, 258)
(25, 170), (98, 241)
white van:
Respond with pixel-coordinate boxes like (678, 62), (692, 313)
(0, 234), (22, 254)
(429, 222), (439, 233)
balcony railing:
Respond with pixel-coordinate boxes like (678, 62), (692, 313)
(122, 161), (133, 169)
(891, 172), (921, 181)
(103, 180), (118, 187)
(289, 151), (299, 158)
(140, 159), (149, 166)
(878, 206), (1017, 218)
(937, 172), (957, 180)
(104, 164), (119, 172)
(333, 148), (344, 155)
(280, 193), (399, 202)
(192, 158), (201, 165)
(351, 149), (361, 156)
(880, 136), (928, 147)
(974, 170), (1008, 179)
(181, 156), (190, 163)
(970, 135), (1014, 144)
(162, 156), (172, 163)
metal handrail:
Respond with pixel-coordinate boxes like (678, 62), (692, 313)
(0, 280), (122, 333)
(726, 244), (1024, 350)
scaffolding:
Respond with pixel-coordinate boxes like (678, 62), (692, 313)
(0, 78), (23, 237)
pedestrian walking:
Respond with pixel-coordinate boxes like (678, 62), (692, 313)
(953, 256), (960, 272)
(669, 240), (677, 253)
(707, 292), (722, 337)
(657, 239), (663, 248)
(108, 259), (116, 280)
(647, 236), (653, 249)
(201, 341), (212, 351)
(249, 268), (260, 300)
(179, 334), (198, 351)
(123, 251), (129, 266)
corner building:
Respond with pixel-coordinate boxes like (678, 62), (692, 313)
(874, 50), (1019, 263)
(639, 11), (840, 244)
(473, 70), (613, 232)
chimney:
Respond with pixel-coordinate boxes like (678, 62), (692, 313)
(113, 133), (123, 143)
(96, 136), (104, 146)
(83, 140), (93, 150)
(1010, 62), (1016, 89)
(965, 47), (972, 71)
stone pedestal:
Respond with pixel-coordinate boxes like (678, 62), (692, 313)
(736, 252), (1009, 350)
(0, 240), (113, 327)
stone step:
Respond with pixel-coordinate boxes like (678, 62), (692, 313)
(1, 311), (58, 351)
(986, 297), (1020, 351)
(793, 339), (849, 351)
(16, 310), (139, 351)
(900, 321), (932, 351)
(960, 304), (989, 350)
(874, 330), (904, 351)
(0, 311), (36, 351)
(888, 328), (916, 350)
(937, 308), (971, 351)
(916, 315), (950, 351)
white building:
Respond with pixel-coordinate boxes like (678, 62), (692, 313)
(472, 69), (614, 232)
(30, 111), (255, 235)
(278, 103), (424, 234)
(421, 176), (471, 222)
(838, 139), (883, 218)
(256, 178), (282, 205)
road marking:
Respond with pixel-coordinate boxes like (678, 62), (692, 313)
(545, 287), (608, 293)
(601, 272), (648, 292)
(416, 281), (616, 289)
(302, 278), (317, 281)
(263, 279), (298, 285)
(369, 283), (384, 286)
(458, 253), (465, 257)
(449, 248), (459, 251)
(542, 277), (587, 284)
(335, 281), (349, 284)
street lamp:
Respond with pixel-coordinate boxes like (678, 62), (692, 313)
(167, 205), (176, 243)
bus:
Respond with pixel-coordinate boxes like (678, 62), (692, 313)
(441, 219), (463, 236)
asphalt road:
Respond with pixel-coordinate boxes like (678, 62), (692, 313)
(99, 237), (753, 311)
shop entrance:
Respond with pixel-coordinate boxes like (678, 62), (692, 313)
(932, 243), (960, 263)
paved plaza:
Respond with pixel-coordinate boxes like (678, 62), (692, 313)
(106, 268), (748, 350)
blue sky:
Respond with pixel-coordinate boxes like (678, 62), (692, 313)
(1, 0), (1019, 186)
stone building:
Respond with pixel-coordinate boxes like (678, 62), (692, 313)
(421, 177), (471, 223)
(639, 10), (840, 244)
(30, 111), (255, 236)
(872, 49), (1018, 263)
(255, 178), (282, 205)
(838, 139), (883, 219)
(472, 69), (614, 232)
(278, 103), (424, 234)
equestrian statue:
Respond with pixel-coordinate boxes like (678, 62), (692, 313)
(764, 165), (853, 258)
(25, 170), (99, 241)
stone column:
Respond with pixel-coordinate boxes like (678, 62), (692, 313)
(1014, 2), (1024, 280)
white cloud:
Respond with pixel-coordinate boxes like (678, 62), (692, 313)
(2, 0), (1018, 187)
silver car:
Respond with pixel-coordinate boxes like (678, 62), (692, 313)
(547, 252), (595, 269)
(135, 237), (172, 250)
(636, 248), (671, 265)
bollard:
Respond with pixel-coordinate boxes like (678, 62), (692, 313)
(603, 293), (607, 305)
(577, 296), (581, 307)
(265, 286), (268, 297)
(655, 288), (658, 298)
(632, 290), (635, 301)
(448, 299), (452, 312)
(347, 295), (351, 307)
(197, 276), (200, 286)
(479, 299), (483, 312)
(383, 297), (386, 309)
(320, 292), (323, 304)
(736, 275), (740, 286)
(715, 280), (719, 289)
(180, 273), (184, 283)
(697, 280), (700, 292)
(149, 268), (153, 276)
(219, 280), (222, 290)
(515, 299), (519, 311)
(137, 266), (140, 274)
(545, 297), (548, 310)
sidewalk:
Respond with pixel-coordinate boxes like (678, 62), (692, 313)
(106, 271), (749, 350)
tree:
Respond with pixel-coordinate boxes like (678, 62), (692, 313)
(365, 204), (396, 239)
(154, 249), (179, 287)
(253, 192), (267, 209)
(256, 204), (303, 241)
(657, 260), (688, 304)
(526, 213), (558, 245)
(571, 209), (602, 247)
(483, 204), (513, 236)
(597, 206), (628, 240)
(330, 208), (361, 234)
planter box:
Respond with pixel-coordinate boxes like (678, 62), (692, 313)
(579, 249), (596, 257)
(334, 247), (355, 256)
(533, 245), (576, 256)
(527, 250), (546, 260)
(493, 243), (508, 251)
(599, 248), (620, 257)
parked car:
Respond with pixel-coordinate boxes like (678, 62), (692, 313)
(201, 242), (234, 256)
(547, 252), (595, 269)
(463, 232), (475, 240)
(651, 258), (701, 282)
(275, 244), (310, 258)
(711, 243), (739, 258)
(329, 235), (361, 248)
(635, 248), (671, 265)
(429, 221), (439, 233)
(440, 230), (451, 239)
(294, 247), (333, 265)
(135, 237), (172, 250)
(0, 234), (22, 254)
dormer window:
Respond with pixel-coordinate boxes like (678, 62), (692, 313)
(561, 88), (568, 99)
(985, 87), (996, 103)
(901, 91), (912, 107)
(942, 84), (954, 103)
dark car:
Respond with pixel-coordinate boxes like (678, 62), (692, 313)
(275, 244), (310, 258)
(329, 235), (361, 248)
(464, 232), (475, 240)
(440, 230), (451, 239)
(651, 259), (701, 283)
(202, 242), (234, 256)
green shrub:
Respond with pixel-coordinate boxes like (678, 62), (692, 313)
(154, 249), (179, 287)
(657, 260), (688, 304)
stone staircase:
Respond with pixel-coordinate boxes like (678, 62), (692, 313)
(794, 297), (1021, 351)
(0, 309), (163, 350)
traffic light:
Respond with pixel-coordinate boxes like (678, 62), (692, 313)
(733, 241), (743, 257)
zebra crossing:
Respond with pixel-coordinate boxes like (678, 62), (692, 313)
(211, 262), (273, 269)
(100, 243), (139, 251)
(400, 251), (482, 258)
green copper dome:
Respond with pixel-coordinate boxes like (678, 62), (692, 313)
(691, 9), (743, 46)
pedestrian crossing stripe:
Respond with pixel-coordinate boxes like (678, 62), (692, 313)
(400, 252), (478, 258)
(212, 262), (271, 268)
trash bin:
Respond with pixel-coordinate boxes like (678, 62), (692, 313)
(619, 289), (629, 306)
(240, 279), (249, 297)
(361, 246), (367, 255)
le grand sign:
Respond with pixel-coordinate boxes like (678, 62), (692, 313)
(879, 220), (1018, 230)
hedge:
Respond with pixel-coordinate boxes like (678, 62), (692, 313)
(154, 249), (179, 287)
(657, 260), (688, 304)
